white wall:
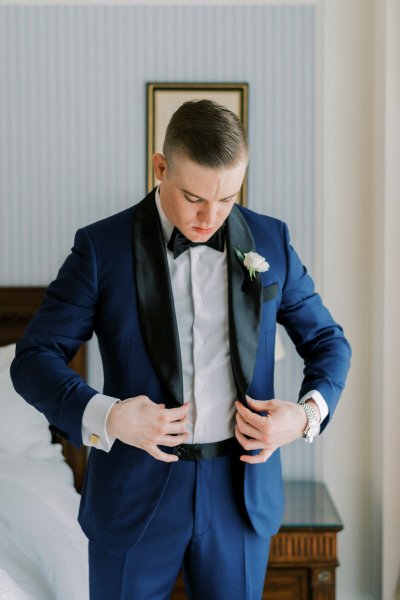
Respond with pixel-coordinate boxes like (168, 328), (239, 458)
(320, 0), (400, 598)
(320, 2), (374, 597)
(372, 1), (400, 598)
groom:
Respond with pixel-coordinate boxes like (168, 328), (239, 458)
(11, 99), (351, 599)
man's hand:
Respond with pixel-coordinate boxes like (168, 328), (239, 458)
(106, 395), (190, 462)
(234, 395), (320, 464)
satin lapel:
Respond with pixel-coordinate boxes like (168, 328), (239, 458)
(226, 206), (263, 402)
(132, 190), (183, 406)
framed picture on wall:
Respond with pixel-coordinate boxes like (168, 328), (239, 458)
(147, 82), (249, 205)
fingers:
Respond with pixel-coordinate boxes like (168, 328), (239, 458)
(145, 402), (190, 460)
(152, 404), (189, 435)
(157, 432), (189, 447)
(164, 402), (191, 421)
(234, 400), (275, 463)
(146, 426), (190, 461)
(235, 425), (275, 462)
(164, 419), (189, 435)
(239, 448), (274, 464)
(235, 401), (266, 428)
(246, 395), (273, 411)
(235, 411), (265, 441)
(112, 396), (190, 456)
(147, 446), (180, 463)
(235, 425), (267, 451)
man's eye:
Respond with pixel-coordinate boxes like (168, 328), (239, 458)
(185, 194), (201, 203)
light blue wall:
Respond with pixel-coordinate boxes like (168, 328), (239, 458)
(0, 5), (316, 478)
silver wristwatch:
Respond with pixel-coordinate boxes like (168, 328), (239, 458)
(300, 400), (321, 444)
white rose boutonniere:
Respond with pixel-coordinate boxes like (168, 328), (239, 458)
(235, 248), (270, 281)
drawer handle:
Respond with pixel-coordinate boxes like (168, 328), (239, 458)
(317, 570), (332, 583)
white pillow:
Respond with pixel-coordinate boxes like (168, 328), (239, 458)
(0, 344), (62, 460)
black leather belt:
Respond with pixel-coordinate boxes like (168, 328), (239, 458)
(173, 437), (239, 461)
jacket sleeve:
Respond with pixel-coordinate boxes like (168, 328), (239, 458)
(277, 222), (351, 432)
(10, 227), (100, 448)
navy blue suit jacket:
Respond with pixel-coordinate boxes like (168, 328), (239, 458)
(11, 189), (351, 554)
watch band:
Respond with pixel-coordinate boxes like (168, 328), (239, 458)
(300, 400), (321, 444)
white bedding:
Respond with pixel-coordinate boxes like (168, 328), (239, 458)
(0, 453), (89, 600)
(0, 343), (89, 599)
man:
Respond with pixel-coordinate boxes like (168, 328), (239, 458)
(11, 99), (351, 599)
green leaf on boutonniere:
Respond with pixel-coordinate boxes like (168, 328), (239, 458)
(234, 247), (245, 263)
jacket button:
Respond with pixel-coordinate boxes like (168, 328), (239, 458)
(176, 447), (185, 458)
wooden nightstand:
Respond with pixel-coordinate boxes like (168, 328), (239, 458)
(265, 481), (343, 599)
(171, 481), (343, 599)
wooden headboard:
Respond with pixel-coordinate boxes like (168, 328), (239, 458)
(0, 286), (87, 493)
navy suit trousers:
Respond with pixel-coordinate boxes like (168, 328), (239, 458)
(88, 452), (271, 600)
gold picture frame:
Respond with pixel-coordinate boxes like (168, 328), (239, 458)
(147, 82), (249, 206)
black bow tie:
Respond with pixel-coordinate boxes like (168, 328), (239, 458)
(167, 224), (226, 259)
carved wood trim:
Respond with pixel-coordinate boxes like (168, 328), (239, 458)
(269, 531), (338, 564)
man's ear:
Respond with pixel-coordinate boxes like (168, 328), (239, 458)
(153, 153), (168, 181)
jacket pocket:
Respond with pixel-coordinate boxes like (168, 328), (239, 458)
(262, 282), (279, 302)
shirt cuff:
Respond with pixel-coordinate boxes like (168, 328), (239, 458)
(299, 390), (329, 423)
(81, 393), (120, 452)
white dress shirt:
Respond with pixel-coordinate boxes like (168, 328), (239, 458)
(82, 190), (328, 451)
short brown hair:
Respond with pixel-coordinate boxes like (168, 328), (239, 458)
(163, 99), (248, 169)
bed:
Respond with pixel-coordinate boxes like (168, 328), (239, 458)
(0, 287), (89, 600)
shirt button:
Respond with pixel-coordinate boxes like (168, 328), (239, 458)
(197, 297), (203, 307)
(198, 338), (204, 346)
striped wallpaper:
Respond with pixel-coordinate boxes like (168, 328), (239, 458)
(0, 5), (316, 479)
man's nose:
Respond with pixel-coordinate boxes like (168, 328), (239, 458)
(198, 203), (218, 226)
